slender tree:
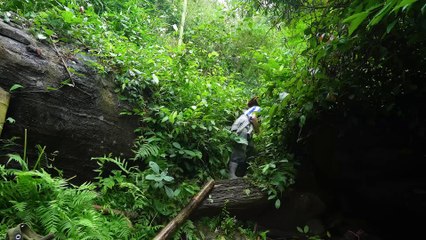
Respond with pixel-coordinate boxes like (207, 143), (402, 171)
(178, 0), (188, 46)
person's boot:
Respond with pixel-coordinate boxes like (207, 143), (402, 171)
(229, 162), (239, 179)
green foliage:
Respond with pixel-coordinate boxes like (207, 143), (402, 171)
(196, 207), (268, 240)
(1, 0), (424, 238)
(9, 84), (23, 92)
(0, 0), (331, 237)
(248, 140), (296, 207)
(92, 155), (206, 238)
(0, 151), (205, 239)
(1, 0), (298, 186)
(252, 0), (426, 161)
(0, 159), (133, 239)
(297, 225), (332, 240)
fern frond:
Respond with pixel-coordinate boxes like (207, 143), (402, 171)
(135, 143), (160, 159)
(9, 200), (27, 212)
(92, 156), (135, 175)
(7, 153), (28, 171)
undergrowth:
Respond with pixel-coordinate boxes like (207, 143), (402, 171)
(0, 0), (302, 238)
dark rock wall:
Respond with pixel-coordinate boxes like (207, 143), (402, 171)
(296, 109), (426, 239)
(0, 20), (138, 181)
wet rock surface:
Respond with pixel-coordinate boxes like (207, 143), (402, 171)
(0, 20), (138, 181)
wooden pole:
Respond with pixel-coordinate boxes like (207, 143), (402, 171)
(153, 179), (215, 240)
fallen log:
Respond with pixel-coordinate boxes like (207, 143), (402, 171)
(0, 20), (138, 181)
(193, 180), (327, 238)
(154, 179), (215, 240)
(193, 178), (269, 218)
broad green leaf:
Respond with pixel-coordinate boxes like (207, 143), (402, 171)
(172, 142), (181, 149)
(174, 188), (181, 196)
(195, 151), (202, 159)
(393, 0), (418, 12)
(163, 176), (174, 182)
(303, 225), (309, 233)
(369, 1), (398, 27)
(269, 105), (278, 116)
(183, 150), (196, 157)
(208, 51), (219, 58)
(169, 111), (177, 124)
(344, 11), (370, 35)
(165, 186), (174, 198)
(10, 84), (23, 92)
(61, 10), (81, 24)
(149, 161), (160, 174)
(184, 150), (202, 159)
(234, 136), (248, 145)
(145, 174), (156, 180)
(262, 163), (275, 173)
(43, 28), (55, 37)
(386, 20), (397, 33)
(152, 73), (159, 84)
(47, 86), (59, 91)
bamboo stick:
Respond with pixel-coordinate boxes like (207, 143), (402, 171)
(153, 179), (215, 240)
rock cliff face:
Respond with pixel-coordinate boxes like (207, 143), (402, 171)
(295, 112), (426, 239)
(0, 20), (138, 180)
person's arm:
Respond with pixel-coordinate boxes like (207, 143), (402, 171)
(251, 115), (260, 134)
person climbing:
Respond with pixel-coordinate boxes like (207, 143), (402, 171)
(229, 96), (261, 179)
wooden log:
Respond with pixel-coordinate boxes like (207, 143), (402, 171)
(154, 179), (215, 240)
(0, 20), (138, 181)
(193, 178), (269, 218)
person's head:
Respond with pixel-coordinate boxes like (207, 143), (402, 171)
(247, 96), (259, 108)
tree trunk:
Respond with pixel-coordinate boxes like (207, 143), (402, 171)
(0, 20), (138, 181)
(178, 0), (188, 46)
(193, 178), (269, 218)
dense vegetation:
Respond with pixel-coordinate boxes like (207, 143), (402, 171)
(1, 0), (424, 239)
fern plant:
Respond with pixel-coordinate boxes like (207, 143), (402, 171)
(0, 156), (134, 239)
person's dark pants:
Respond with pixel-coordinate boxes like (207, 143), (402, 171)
(230, 132), (253, 177)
